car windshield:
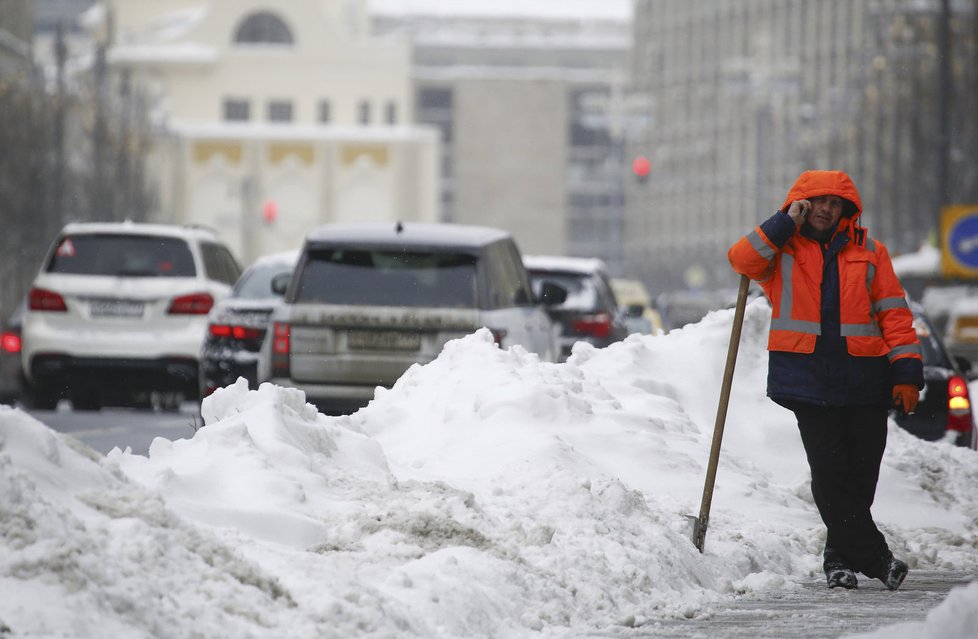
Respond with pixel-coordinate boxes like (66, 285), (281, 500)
(46, 234), (196, 277)
(528, 271), (597, 311)
(234, 263), (293, 299)
(295, 248), (478, 308)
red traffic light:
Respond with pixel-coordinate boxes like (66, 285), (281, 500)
(632, 156), (651, 178)
(263, 200), (278, 224)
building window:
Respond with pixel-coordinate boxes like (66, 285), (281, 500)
(223, 98), (250, 121)
(417, 87), (454, 143)
(318, 100), (331, 124)
(419, 87), (453, 109)
(385, 101), (397, 125)
(234, 12), (294, 45)
(267, 100), (293, 123)
(358, 100), (371, 125)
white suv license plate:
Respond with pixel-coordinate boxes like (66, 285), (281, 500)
(347, 330), (421, 351)
(89, 299), (145, 318)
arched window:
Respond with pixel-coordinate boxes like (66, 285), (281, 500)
(234, 11), (294, 45)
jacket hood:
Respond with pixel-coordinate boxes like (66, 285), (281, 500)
(781, 170), (863, 222)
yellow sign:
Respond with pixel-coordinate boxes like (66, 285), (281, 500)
(193, 141), (242, 165)
(268, 143), (315, 166)
(341, 144), (389, 167)
(940, 204), (978, 278)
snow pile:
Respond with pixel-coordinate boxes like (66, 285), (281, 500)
(0, 404), (298, 637)
(1, 299), (977, 637)
(892, 243), (940, 278)
(845, 580), (978, 639)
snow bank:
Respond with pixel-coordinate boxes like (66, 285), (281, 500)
(844, 580), (978, 639)
(0, 404), (298, 638)
(1, 299), (977, 637)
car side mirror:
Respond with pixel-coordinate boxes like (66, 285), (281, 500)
(271, 273), (291, 296)
(539, 281), (567, 306)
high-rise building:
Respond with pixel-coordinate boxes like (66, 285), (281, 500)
(0, 0), (34, 73)
(33, 0), (93, 33)
(628, 0), (978, 295)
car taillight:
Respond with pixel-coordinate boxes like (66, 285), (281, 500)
(209, 324), (263, 341)
(573, 312), (613, 338)
(1, 331), (20, 353)
(210, 324), (231, 338)
(489, 328), (507, 347)
(233, 326), (263, 340)
(271, 321), (290, 377)
(28, 287), (67, 312)
(167, 293), (214, 315)
(947, 375), (973, 433)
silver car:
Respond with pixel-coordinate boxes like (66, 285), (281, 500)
(258, 222), (565, 414)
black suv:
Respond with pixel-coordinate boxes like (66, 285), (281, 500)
(199, 250), (298, 397)
(893, 301), (977, 450)
(523, 255), (630, 361)
(0, 301), (25, 405)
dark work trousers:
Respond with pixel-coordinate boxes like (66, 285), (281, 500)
(791, 402), (891, 578)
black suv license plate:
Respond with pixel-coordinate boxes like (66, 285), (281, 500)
(347, 330), (421, 351)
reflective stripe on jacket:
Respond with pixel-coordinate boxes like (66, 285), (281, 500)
(730, 170), (922, 406)
(730, 216), (921, 365)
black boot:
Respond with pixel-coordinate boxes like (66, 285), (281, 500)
(823, 548), (857, 589)
(825, 563), (858, 589)
(879, 556), (908, 591)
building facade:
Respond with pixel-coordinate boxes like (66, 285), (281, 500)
(374, 11), (632, 268)
(0, 0), (34, 73)
(89, 0), (439, 263)
(34, 0), (93, 33)
(628, 0), (978, 295)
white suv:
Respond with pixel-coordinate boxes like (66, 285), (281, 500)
(22, 222), (241, 410)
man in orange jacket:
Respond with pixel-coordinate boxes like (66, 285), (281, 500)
(728, 170), (923, 591)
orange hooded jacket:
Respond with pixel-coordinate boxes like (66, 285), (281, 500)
(728, 170), (921, 365)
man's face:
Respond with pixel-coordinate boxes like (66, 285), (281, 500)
(807, 195), (845, 234)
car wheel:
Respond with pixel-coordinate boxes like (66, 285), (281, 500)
(164, 392), (184, 412)
(151, 391), (184, 412)
(26, 384), (60, 410)
(70, 389), (102, 411)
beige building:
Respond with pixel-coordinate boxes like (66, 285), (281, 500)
(373, 10), (632, 270)
(87, 0), (439, 263)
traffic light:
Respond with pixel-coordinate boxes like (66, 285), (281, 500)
(632, 155), (650, 183)
(263, 200), (278, 225)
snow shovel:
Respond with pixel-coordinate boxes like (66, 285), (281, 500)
(691, 274), (750, 553)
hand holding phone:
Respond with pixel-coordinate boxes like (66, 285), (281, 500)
(788, 199), (811, 226)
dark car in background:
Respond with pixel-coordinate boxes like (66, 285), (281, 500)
(0, 301), (25, 405)
(893, 302), (977, 450)
(199, 250), (299, 397)
(523, 255), (629, 361)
